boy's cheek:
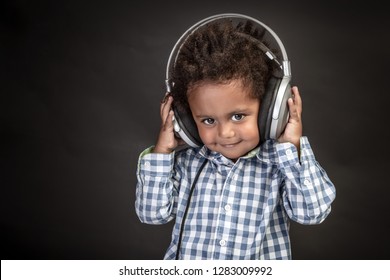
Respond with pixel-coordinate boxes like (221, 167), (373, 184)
(198, 128), (213, 144)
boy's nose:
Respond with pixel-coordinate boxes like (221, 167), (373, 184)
(218, 123), (235, 138)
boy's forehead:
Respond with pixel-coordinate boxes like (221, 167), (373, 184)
(189, 79), (253, 96)
(188, 80), (259, 113)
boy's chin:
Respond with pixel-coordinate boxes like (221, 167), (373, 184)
(204, 140), (259, 160)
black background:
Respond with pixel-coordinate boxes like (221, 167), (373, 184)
(1, 0), (389, 260)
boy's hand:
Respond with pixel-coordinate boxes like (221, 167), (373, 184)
(153, 94), (183, 154)
(278, 86), (302, 150)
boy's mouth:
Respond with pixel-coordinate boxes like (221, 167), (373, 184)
(219, 141), (241, 148)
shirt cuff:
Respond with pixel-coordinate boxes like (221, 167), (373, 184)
(299, 136), (316, 162)
(137, 146), (175, 176)
(275, 136), (315, 167)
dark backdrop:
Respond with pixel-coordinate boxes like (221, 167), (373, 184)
(1, 0), (389, 260)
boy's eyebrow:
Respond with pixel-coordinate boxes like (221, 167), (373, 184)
(194, 108), (253, 118)
(228, 108), (252, 114)
(194, 114), (212, 119)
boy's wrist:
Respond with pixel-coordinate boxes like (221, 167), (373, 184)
(153, 144), (174, 154)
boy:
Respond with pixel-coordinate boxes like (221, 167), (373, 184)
(135, 17), (336, 259)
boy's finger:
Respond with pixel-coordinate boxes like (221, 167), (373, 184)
(163, 110), (174, 130)
(161, 92), (170, 104)
(291, 87), (302, 109)
(160, 96), (173, 120)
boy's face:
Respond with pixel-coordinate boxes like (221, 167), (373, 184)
(188, 79), (260, 161)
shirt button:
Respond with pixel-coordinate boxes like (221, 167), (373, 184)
(286, 149), (293, 155)
(219, 239), (226, 246)
(224, 204), (231, 212)
(304, 179), (311, 186)
(144, 161), (151, 168)
(233, 174), (238, 181)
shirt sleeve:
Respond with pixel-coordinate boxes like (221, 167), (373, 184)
(275, 137), (336, 225)
(135, 146), (180, 224)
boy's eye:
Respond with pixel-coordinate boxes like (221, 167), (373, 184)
(202, 118), (215, 125)
(232, 114), (245, 121)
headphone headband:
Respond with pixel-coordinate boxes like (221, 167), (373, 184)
(166, 13), (291, 91)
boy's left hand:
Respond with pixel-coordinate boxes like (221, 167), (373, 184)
(278, 86), (302, 150)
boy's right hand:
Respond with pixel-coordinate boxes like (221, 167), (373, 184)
(153, 94), (182, 154)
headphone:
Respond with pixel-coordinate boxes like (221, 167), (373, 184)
(165, 13), (292, 148)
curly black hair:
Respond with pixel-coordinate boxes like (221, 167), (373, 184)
(170, 18), (275, 110)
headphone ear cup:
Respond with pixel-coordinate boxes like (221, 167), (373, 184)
(269, 79), (291, 140)
(172, 104), (203, 148)
(259, 76), (280, 144)
(259, 76), (291, 144)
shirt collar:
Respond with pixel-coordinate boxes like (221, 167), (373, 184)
(256, 139), (278, 164)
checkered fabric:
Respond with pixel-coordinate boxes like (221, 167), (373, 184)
(135, 137), (336, 259)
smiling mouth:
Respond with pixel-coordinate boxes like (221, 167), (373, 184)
(220, 141), (241, 148)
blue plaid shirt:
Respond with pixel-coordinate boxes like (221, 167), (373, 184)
(135, 137), (336, 259)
